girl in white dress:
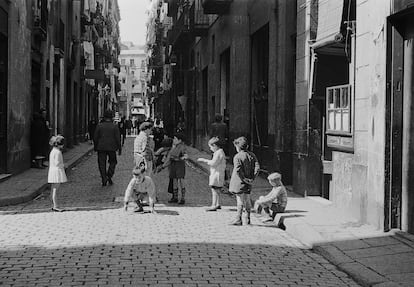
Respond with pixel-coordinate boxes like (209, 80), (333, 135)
(48, 135), (67, 212)
(197, 137), (226, 211)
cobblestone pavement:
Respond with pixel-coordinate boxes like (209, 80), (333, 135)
(0, 138), (361, 286)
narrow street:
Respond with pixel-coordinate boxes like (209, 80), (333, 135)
(0, 138), (360, 286)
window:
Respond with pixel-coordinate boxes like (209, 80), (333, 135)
(326, 84), (351, 134)
(121, 59), (125, 65)
(130, 59), (134, 66)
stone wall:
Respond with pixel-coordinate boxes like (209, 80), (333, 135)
(7, 1), (32, 174)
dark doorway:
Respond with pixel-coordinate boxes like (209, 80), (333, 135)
(251, 24), (269, 147)
(220, 48), (230, 135)
(31, 62), (41, 113)
(0, 7), (8, 174)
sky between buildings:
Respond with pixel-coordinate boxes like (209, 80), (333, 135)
(118, 0), (150, 47)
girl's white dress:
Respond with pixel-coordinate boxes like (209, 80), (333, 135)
(47, 147), (67, 183)
(205, 148), (226, 187)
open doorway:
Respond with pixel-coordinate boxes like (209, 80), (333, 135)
(251, 24), (269, 148)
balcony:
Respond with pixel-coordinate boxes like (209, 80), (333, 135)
(202, 0), (232, 14)
(167, 8), (191, 47)
(33, 0), (48, 40)
(189, 3), (212, 36)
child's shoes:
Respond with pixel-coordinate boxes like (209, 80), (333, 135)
(229, 219), (242, 226)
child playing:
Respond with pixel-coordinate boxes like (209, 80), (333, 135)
(197, 137), (226, 211)
(124, 166), (157, 213)
(229, 136), (260, 225)
(47, 135), (67, 212)
(161, 133), (188, 204)
(154, 137), (174, 195)
(254, 172), (288, 224)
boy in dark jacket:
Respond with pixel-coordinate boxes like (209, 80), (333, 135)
(229, 136), (260, 225)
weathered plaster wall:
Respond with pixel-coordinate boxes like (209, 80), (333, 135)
(194, 0), (251, 153)
(353, 0), (390, 228)
(7, 0), (32, 173)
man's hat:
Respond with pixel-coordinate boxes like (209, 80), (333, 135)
(103, 110), (113, 119)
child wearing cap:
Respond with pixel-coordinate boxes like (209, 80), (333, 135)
(229, 136), (260, 225)
(124, 166), (157, 213)
(254, 172), (287, 223)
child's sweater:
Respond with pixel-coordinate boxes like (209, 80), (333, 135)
(124, 176), (156, 205)
(260, 186), (288, 208)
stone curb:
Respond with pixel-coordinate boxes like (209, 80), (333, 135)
(312, 245), (387, 287)
(0, 146), (94, 207)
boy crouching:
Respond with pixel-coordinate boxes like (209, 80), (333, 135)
(124, 166), (157, 213)
(254, 172), (287, 224)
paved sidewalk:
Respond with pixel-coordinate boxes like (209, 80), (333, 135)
(186, 146), (414, 287)
(0, 142), (94, 206)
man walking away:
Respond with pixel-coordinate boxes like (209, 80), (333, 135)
(94, 110), (121, 186)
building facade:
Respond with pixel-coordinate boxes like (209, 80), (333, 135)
(147, 0), (414, 234)
(118, 43), (148, 120)
(0, 0), (120, 176)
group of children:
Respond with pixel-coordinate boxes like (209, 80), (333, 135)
(47, 132), (288, 226)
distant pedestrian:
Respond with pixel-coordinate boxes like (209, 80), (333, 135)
(88, 118), (97, 144)
(118, 116), (126, 146)
(229, 136), (260, 225)
(152, 122), (165, 151)
(134, 122), (154, 176)
(197, 137), (226, 211)
(254, 172), (287, 228)
(30, 109), (50, 168)
(132, 118), (137, 135)
(93, 110), (121, 186)
(124, 166), (157, 213)
(125, 118), (132, 135)
(161, 133), (188, 204)
(47, 135), (67, 212)
(176, 116), (185, 133)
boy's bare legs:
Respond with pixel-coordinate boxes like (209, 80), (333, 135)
(168, 179), (178, 203)
(244, 193), (252, 225)
(230, 194), (243, 225)
(178, 178), (186, 204)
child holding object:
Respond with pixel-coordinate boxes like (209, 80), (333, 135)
(159, 133), (188, 204)
(197, 137), (226, 211)
(229, 136), (260, 225)
(124, 166), (157, 213)
(48, 135), (67, 212)
(254, 172), (288, 224)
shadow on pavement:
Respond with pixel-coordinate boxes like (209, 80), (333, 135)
(0, 242), (358, 286)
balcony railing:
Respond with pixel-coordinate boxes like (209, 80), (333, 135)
(202, 0), (232, 14)
(189, 3), (213, 36)
(167, 7), (190, 46)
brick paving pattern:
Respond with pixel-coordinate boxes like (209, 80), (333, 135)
(0, 138), (361, 286)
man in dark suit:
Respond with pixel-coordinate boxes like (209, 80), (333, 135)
(94, 110), (121, 186)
